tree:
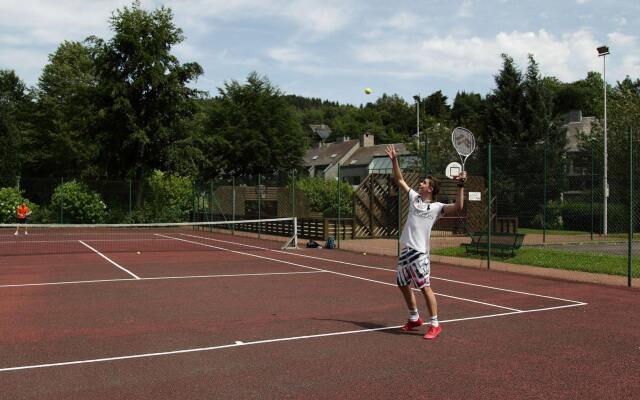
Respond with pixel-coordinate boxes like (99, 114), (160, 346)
(484, 54), (525, 144)
(26, 41), (99, 178)
(451, 91), (485, 138)
(0, 70), (32, 186)
(423, 90), (450, 119)
(87, 1), (203, 204)
(205, 72), (307, 177)
(522, 54), (552, 143)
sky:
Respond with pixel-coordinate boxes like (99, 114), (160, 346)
(1, 0), (639, 105)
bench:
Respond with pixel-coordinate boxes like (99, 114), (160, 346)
(462, 232), (526, 257)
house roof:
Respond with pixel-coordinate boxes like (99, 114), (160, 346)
(342, 143), (410, 167)
(303, 139), (359, 166)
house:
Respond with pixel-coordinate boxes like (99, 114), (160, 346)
(303, 132), (414, 186)
(563, 110), (597, 197)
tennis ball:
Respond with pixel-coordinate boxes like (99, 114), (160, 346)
(363, 252), (367, 255)
(364, 87), (372, 94)
(137, 251), (141, 255)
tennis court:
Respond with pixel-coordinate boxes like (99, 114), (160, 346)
(1, 219), (638, 399)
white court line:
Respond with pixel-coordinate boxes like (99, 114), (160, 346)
(0, 302), (585, 373)
(78, 240), (140, 280)
(0, 271), (325, 289)
(180, 233), (586, 305)
(159, 234), (521, 312)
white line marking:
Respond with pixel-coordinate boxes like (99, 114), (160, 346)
(180, 233), (586, 305)
(0, 302), (585, 373)
(159, 234), (522, 311)
(0, 271), (326, 289)
(78, 240), (140, 280)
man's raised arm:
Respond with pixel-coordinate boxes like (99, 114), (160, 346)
(385, 144), (410, 194)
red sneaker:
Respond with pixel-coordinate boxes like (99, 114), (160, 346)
(423, 324), (442, 339)
(400, 318), (423, 331)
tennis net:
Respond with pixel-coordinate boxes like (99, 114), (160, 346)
(0, 217), (298, 256)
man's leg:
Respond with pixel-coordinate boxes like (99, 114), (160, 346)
(421, 286), (442, 339)
(420, 286), (438, 319)
(399, 285), (423, 331)
(399, 284), (416, 310)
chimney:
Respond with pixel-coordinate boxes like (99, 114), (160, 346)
(360, 132), (374, 147)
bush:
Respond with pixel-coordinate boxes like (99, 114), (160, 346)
(562, 202), (628, 233)
(0, 187), (39, 223)
(295, 177), (353, 217)
(139, 171), (194, 222)
(51, 180), (107, 223)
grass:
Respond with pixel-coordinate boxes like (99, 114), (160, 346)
(432, 245), (640, 277)
(518, 227), (636, 239)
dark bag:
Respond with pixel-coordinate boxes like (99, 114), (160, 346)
(306, 240), (320, 248)
(326, 236), (336, 249)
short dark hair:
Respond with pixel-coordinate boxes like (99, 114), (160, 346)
(426, 175), (439, 197)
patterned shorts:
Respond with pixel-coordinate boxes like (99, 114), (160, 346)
(396, 247), (431, 289)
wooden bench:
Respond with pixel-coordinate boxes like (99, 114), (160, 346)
(462, 232), (526, 257)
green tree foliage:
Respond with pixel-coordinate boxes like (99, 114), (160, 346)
(423, 90), (451, 119)
(138, 170), (193, 222)
(295, 177), (353, 217)
(205, 72), (307, 177)
(86, 1), (203, 197)
(51, 180), (107, 223)
(0, 70), (32, 186)
(451, 91), (485, 138)
(485, 54), (525, 144)
(26, 41), (99, 178)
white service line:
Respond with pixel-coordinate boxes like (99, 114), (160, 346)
(159, 234), (521, 311)
(0, 302), (585, 373)
(179, 233), (587, 305)
(0, 271), (325, 289)
(78, 240), (140, 280)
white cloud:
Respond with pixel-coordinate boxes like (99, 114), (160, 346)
(576, 0), (590, 4)
(354, 29), (607, 82)
(268, 46), (313, 64)
(608, 32), (636, 47)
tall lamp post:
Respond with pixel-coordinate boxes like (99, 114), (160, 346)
(413, 94), (424, 174)
(597, 45), (609, 235)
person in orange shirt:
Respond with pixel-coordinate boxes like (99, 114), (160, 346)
(15, 202), (31, 236)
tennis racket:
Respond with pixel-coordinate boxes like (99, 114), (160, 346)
(451, 127), (476, 172)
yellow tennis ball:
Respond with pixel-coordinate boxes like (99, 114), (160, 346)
(137, 251), (141, 255)
(364, 88), (372, 94)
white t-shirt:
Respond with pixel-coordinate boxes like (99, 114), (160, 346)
(399, 189), (445, 255)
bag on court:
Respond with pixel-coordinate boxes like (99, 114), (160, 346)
(326, 236), (336, 249)
(306, 240), (320, 248)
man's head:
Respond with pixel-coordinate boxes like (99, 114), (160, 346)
(418, 175), (439, 199)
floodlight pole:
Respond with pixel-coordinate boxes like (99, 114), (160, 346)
(413, 94), (421, 173)
(598, 45), (609, 235)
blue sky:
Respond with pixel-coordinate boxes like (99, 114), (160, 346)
(1, 0), (638, 105)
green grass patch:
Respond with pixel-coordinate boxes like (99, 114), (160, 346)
(432, 246), (640, 277)
(518, 227), (636, 239)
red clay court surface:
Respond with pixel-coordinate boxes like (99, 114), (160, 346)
(1, 231), (639, 399)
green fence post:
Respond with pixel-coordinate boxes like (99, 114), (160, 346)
(397, 165), (401, 257)
(488, 142), (492, 270)
(128, 179), (132, 220)
(232, 175), (236, 235)
(60, 177), (64, 223)
(337, 163), (341, 249)
(258, 174), (261, 239)
(543, 140), (547, 243)
(629, 128), (633, 287)
(591, 138), (594, 240)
